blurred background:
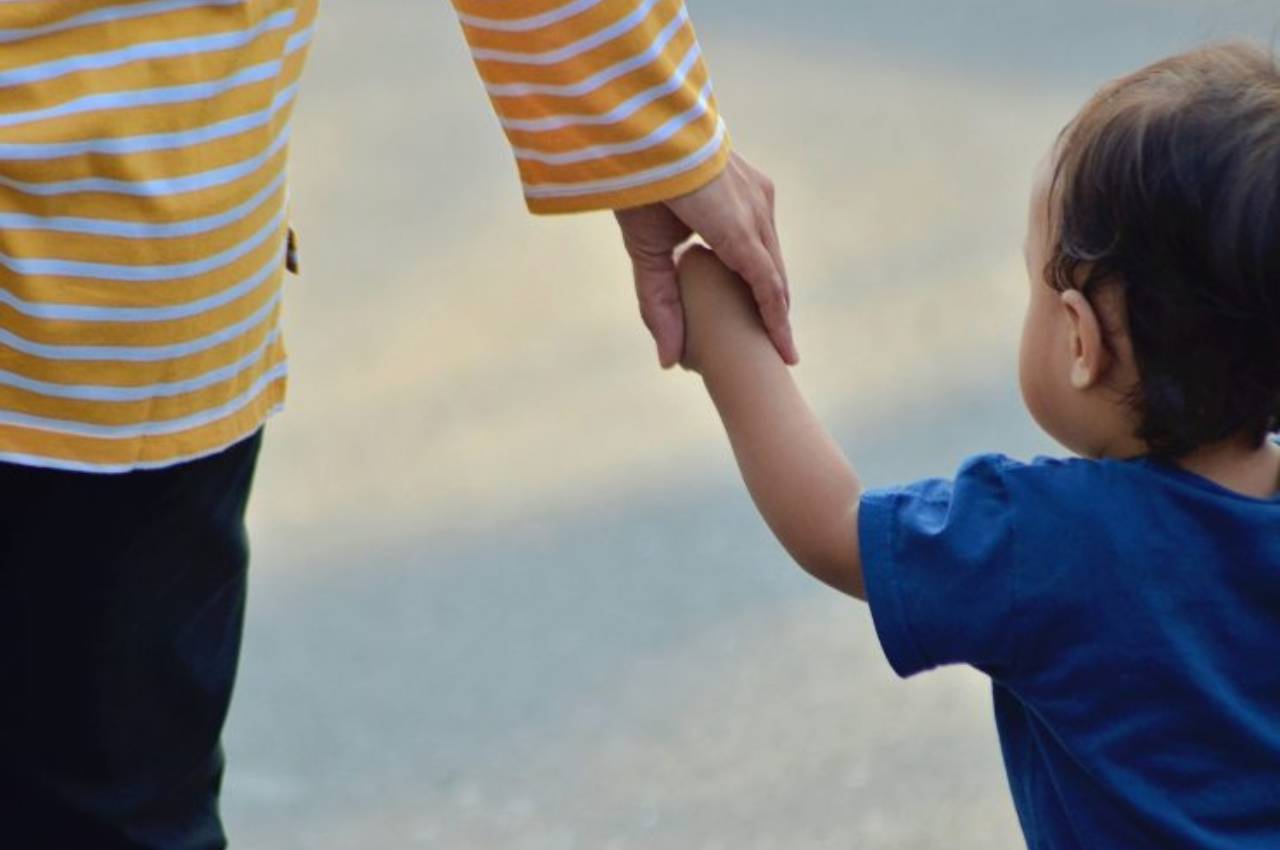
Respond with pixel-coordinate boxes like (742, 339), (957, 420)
(222, 2), (1278, 847)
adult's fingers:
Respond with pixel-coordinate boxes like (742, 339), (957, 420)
(756, 178), (791, 310)
(631, 256), (685, 369)
(666, 152), (796, 364)
(615, 204), (693, 369)
(718, 231), (799, 365)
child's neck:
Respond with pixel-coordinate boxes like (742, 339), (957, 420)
(1175, 437), (1280, 500)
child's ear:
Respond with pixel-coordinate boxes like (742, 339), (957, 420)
(1060, 289), (1111, 390)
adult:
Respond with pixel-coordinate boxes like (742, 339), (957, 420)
(0, 1), (791, 848)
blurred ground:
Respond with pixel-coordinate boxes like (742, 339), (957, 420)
(221, 2), (1277, 847)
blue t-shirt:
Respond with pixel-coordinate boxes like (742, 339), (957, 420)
(860, 453), (1280, 850)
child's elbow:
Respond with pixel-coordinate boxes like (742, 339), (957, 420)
(790, 508), (866, 601)
(798, 552), (866, 601)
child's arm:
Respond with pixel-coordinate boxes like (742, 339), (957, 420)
(679, 246), (865, 600)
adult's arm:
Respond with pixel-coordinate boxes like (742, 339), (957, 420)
(451, 0), (795, 366)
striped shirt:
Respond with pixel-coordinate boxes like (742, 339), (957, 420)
(0, 0), (728, 473)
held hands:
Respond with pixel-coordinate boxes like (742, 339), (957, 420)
(615, 152), (797, 369)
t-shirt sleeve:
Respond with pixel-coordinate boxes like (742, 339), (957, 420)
(859, 454), (1022, 679)
(450, 0), (731, 214)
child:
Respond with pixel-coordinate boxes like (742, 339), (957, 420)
(677, 42), (1280, 849)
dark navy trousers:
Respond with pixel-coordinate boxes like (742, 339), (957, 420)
(0, 431), (262, 850)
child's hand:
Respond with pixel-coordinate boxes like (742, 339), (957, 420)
(677, 245), (770, 374)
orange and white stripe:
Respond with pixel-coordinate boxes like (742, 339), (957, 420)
(454, 0), (732, 213)
(0, 0), (315, 472)
(0, 0), (728, 472)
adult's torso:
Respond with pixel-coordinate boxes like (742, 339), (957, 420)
(0, 0), (316, 472)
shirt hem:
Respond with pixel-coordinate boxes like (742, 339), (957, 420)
(523, 136), (732, 214)
(0, 403), (285, 475)
(859, 488), (935, 678)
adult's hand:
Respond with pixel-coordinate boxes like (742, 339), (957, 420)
(615, 151), (796, 369)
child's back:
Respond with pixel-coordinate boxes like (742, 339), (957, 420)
(675, 40), (1280, 849)
(862, 451), (1280, 848)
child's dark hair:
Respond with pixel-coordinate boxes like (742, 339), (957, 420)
(1048, 42), (1280, 457)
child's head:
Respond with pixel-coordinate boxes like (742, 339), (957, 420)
(1019, 42), (1280, 460)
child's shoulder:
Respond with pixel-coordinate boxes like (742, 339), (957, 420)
(953, 451), (1119, 489)
(955, 448), (1280, 529)
(880, 452), (1114, 509)
(965, 449), (1171, 480)
(948, 451), (1174, 515)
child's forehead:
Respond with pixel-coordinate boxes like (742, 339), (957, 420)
(1027, 146), (1057, 227)
(1033, 146), (1056, 190)
(1033, 120), (1074, 188)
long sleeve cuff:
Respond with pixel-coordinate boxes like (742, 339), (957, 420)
(453, 0), (732, 214)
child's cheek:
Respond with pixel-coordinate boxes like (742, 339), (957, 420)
(1019, 317), (1061, 438)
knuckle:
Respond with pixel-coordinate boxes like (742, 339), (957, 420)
(758, 290), (785, 314)
(637, 303), (659, 333)
(638, 280), (679, 310)
(654, 286), (683, 311)
(717, 227), (755, 264)
(760, 176), (776, 203)
(760, 286), (789, 315)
